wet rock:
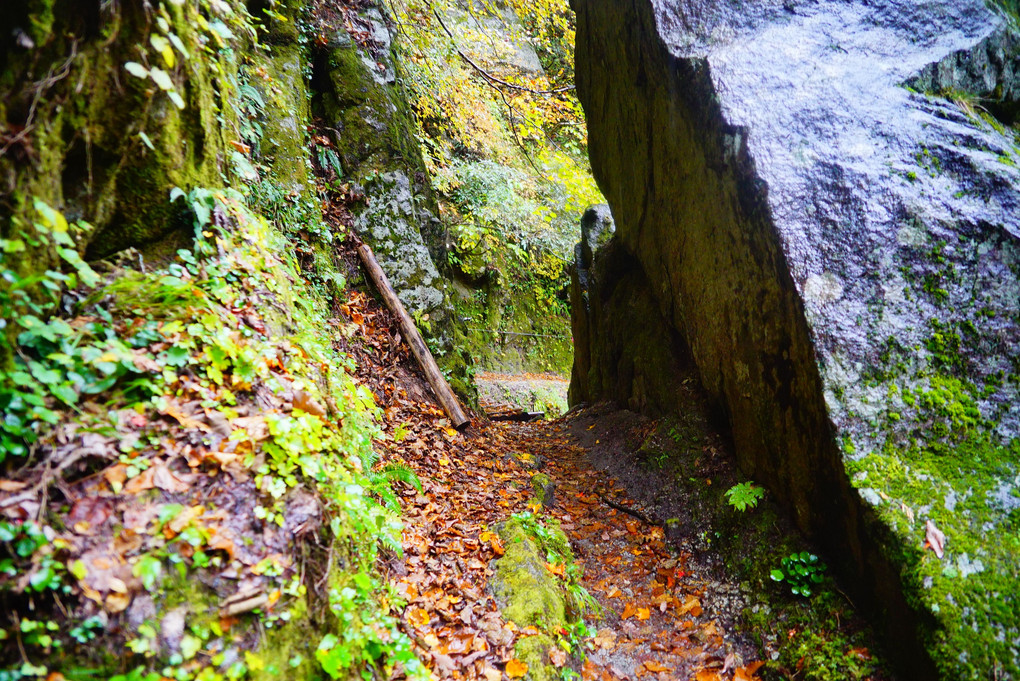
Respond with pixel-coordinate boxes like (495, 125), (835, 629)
(572, 0), (1020, 677)
(531, 472), (556, 508)
(355, 171), (445, 317)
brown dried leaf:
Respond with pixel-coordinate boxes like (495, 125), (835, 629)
(925, 519), (946, 559)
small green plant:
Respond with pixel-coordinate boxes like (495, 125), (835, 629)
(69, 616), (105, 644)
(771, 551), (826, 597)
(724, 481), (765, 512)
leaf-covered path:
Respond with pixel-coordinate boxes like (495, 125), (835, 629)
(386, 414), (765, 681)
(345, 291), (762, 681)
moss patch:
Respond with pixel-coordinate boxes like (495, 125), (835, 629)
(492, 518), (568, 631)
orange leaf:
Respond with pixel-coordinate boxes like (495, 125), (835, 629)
(643, 661), (670, 672)
(621, 603), (638, 620)
(407, 606), (430, 628)
(505, 659), (528, 679)
(636, 607), (651, 621)
(545, 562), (566, 578)
(695, 671), (722, 681)
(734, 661), (766, 681)
(122, 468), (155, 495)
(679, 596), (703, 617)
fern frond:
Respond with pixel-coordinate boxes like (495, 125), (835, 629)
(380, 462), (423, 492)
(359, 446), (380, 474)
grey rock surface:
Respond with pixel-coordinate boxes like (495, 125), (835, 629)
(355, 171), (445, 317)
(571, 0), (1020, 677)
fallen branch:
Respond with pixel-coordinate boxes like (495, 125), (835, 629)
(599, 492), (656, 526)
(357, 243), (470, 430)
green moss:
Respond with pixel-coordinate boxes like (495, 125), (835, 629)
(253, 597), (320, 681)
(321, 43), (424, 177)
(514, 634), (558, 681)
(492, 518), (568, 630)
(26, 0), (56, 45)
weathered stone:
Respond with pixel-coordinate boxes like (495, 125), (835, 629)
(312, 1), (474, 394)
(531, 472), (556, 508)
(571, 0), (1020, 677)
(355, 171), (445, 316)
(568, 213), (688, 414)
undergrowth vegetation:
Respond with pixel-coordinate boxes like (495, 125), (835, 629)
(0, 0), (429, 678)
(0, 188), (427, 680)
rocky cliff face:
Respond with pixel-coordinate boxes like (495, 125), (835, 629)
(570, 0), (1020, 677)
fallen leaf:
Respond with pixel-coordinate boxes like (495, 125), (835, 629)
(679, 595), (703, 617)
(482, 665), (502, 681)
(162, 400), (210, 431)
(925, 519), (946, 559)
(636, 607), (651, 621)
(166, 505), (204, 536)
(122, 467), (155, 495)
(643, 661), (670, 673)
(548, 647), (567, 667)
(293, 390), (327, 417)
(0, 479), (27, 492)
(545, 562), (566, 578)
(152, 464), (191, 493)
(593, 628), (616, 650)
(104, 464), (128, 492)
(105, 591), (131, 613)
(407, 606), (430, 628)
(694, 671), (722, 681)
(621, 602), (638, 620)
(505, 659), (528, 679)
(734, 661), (766, 681)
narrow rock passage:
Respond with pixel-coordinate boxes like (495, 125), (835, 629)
(384, 415), (759, 681)
(340, 288), (762, 680)
(339, 261), (891, 681)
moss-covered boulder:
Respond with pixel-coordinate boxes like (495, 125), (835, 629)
(490, 516), (578, 680)
(572, 0), (1020, 677)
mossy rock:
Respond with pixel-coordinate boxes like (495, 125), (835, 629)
(491, 518), (568, 630)
(491, 517), (573, 681)
(514, 633), (559, 681)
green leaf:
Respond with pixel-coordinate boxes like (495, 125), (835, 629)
(69, 559), (87, 581)
(180, 633), (202, 660)
(133, 555), (163, 591)
(167, 32), (190, 60)
(769, 569), (784, 582)
(149, 34), (175, 67)
(164, 346), (190, 368)
(148, 67), (174, 91)
(124, 61), (149, 79)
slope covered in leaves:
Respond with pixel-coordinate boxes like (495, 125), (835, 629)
(0, 190), (428, 680)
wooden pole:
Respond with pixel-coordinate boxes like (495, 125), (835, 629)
(357, 243), (471, 430)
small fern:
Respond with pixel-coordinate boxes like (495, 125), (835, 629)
(724, 481), (765, 512)
(379, 462), (423, 493)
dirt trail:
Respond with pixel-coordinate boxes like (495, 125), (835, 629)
(336, 285), (761, 680)
(372, 403), (760, 680)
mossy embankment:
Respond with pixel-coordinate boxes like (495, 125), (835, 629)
(0, 1), (465, 678)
